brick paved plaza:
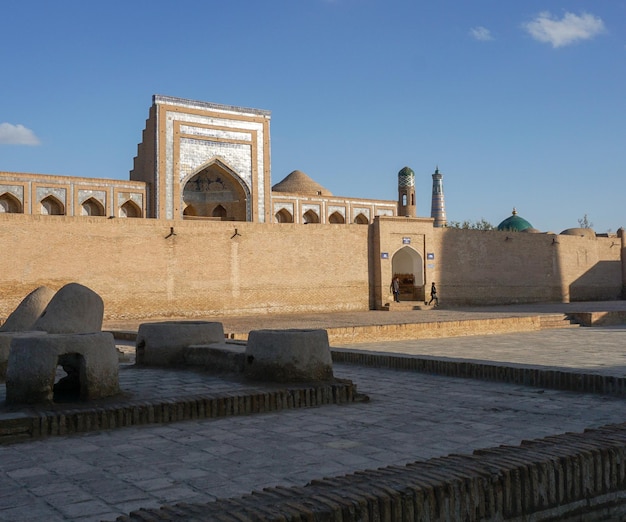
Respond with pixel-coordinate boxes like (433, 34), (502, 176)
(1, 303), (626, 520)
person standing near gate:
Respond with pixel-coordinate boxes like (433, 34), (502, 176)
(428, 281), (439, 306)
(390, 276), (401, 303)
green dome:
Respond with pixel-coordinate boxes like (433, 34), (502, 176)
(497, 208), (533, 232)
(398, 166), (415, 188)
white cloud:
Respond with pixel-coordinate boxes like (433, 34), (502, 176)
(0, 123), (41, 145)
(470, 26), (493, 41)
(523, 11), (605, 48)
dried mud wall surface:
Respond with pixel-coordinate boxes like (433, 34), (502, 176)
(0, 214), (621, 321)
(0, 214), (370, 321)
(432, 227), (622, 305)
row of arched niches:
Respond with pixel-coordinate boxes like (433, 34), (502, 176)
(0, 192), (142, 218)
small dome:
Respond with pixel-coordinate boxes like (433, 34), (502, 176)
(560, 227), (596, 238)
(398, 166), (415, 188)
(497, 208), (533, 232)
(272, 170), (333, 196)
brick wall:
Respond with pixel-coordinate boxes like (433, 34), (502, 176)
(0, 214), (370, 321)
(430, 226), (621, 305)
(0, 213), (621, 322)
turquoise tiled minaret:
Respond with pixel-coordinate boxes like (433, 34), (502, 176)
(430, 166), (447, 227)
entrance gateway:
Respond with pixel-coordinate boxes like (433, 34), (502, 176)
(392, 246), (425, 301)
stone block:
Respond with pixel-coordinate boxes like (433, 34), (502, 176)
(0, 331), (46, 380)
(184, 342), (246, 373)
(33, 283), (104, 334)
(5, 332), (119, 405)
(135, 321), (225, 366)
(0, 286), (55, 333)
(245, 329), (334, 383)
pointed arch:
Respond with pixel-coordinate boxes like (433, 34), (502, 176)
(40, 195), (64, 216)
(275, 208), (293, 223)
(183, 204), (197, 217)
(328, 211), (345, 224)
(0, 192), (22, 213)
(81, 197), (105, 217)
(181, 158), (250, 221)
(354, 213), (369, 224)
(303, 209), (320, 224)
(391, 246), (424, 301)
(212, 204), (227, 219)
(120, 200), (142, 218)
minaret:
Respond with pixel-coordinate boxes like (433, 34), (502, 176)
(397, 166), (416, 217)
(430, 166), (447, 227)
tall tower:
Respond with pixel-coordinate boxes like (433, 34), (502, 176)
(430, 166), (447, 227)
(397, 166), (416, 217)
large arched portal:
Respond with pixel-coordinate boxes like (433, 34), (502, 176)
(391, 246), (425, 301)
(182, 162), (248, 221)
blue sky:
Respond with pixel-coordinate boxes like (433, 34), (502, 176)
(2, 0), (624, 233)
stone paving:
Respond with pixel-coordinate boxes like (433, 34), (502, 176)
(1, 304), (626, 521)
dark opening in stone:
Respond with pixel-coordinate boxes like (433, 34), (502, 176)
(53, 353), (84, 402)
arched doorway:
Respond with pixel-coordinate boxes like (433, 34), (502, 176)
(182, 162), (248, 221)
(120, 200), (142, 218)
(328, 211), (345, 224)
(303, 209), (320, 224)
(354, 213), (369, 224)
(275, 208), (293, 223)
(0, 193), (22, 213)
(391, 246), (424, 301)
(81, 197), (105, 216)
(40, 195), (64, 215)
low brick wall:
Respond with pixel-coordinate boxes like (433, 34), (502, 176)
(0, 380), (357, 445)
(228, 316), (543, 344)
(331, 349), (626, 396)
(114, 422), (626, 521)
(571, 310), (626, 326)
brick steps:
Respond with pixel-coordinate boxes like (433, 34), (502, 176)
(539, 313), (581, 329)
(385, 300), (435, 311)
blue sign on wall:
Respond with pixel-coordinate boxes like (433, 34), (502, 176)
(402, 237), (411, 244)
(381, 252), (389, 259)
(427, 252), (435, 260)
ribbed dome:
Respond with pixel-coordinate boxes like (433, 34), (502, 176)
(497, 208), (533, 232)
(271, 170), (333, 196)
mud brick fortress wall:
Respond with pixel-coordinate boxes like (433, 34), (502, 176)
(0, 214), (372, 321)
(0, 212), (621, 322)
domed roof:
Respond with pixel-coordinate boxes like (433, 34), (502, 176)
(398, 166), (415, 177)
(497, 208), (534, 232)
(271, 170), (333, 196)
(560, 227), (596, 238)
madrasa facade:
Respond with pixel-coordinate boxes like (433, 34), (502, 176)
(0, 95), (624, 321)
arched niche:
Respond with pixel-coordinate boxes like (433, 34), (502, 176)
(328, 211), (345, 224)
(120, 200), (142, 218)
(212, 204), (227, 219)
(40, 195), (64, 216)
(183, 205), (197, 217)
(0, 193), (22, 213)
(354, 213), (369, 225)
(275, 208), (293, 223)
(182, 161), (249, 221)
(391, 246), (424, 301)
(303, 209), (320, 224)
(81, 197), (105, 217)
